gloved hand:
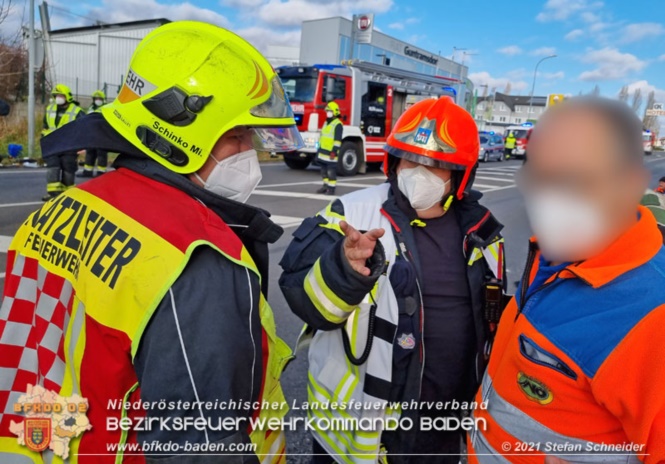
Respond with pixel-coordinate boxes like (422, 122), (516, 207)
(330, 150), (337, 160)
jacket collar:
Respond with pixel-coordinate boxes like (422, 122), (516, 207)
(547, 206), (662, 288)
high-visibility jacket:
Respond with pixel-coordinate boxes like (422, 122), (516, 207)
(318, 118), (343, 162)
(504, 135), (516, 150)
(42, 103), (84, 137)
(0, 168), (291, 463)
(469, 206), (665, 464)
(86, 104), (104, 115)
(280, 183), (506, 463)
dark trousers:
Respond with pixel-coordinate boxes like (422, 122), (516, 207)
(84, 149), (108, 171)
(319, 161), (337, 187)
(45, 152), (78, 195)
(504, 147), (513, 157)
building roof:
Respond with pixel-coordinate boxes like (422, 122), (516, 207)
(477, 92), (547, 111)
(50, 18), (170, 35)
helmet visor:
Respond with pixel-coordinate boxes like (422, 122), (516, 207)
(250, 126), (304, 152)
(250, 76), (295, 119)
(385, 145), (468, 171)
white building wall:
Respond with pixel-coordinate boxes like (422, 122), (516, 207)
(47, 23), (162, 105)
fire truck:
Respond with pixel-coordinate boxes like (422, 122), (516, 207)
(276, 60), (459, 175)
(504, 123), (534, 159)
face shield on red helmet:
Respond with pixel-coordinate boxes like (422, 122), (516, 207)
(384, 97), (480, 199)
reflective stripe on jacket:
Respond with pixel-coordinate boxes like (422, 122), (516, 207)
(280, 183), (505, 463)
(469, 206), (665, 464)
(0, 168), (290, 463)
(318, 118), (343, 162)
(42, 103), (84, 136)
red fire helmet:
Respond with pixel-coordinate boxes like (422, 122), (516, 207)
(384, 96), (479, 199)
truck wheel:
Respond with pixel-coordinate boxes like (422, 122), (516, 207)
(338, 141), (361, 176)
(284, 157), (310, 170)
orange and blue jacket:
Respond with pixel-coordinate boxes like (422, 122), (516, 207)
(469, 206), (665, 463)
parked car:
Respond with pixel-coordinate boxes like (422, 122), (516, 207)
(478, 132), (505, 162)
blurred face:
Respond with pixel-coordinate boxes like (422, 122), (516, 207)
(397, 158), (452, 185)
(192, 126), (255, 183)
(518, 108), (648, 262)
(54, 94), (67, 106)
(659, 180), (665, 190)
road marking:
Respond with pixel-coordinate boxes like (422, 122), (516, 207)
(0, 235), (12, 253)
(0, 169), (47, 175)
(251, 190), (337, 201)
(0, 201), (43, 209)
(271, 215), (304, 228)
(482, 184), (518, 192)
(474, 176), (514, 183)
(258, 176), (385, 189)
(479, 167), (519, 173)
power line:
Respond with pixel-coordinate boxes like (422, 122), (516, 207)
(48, 4), (107, 26)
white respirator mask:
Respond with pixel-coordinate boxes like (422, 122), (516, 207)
(194, 149), (262, 203)
(397, 165), (450, 211)
(524, 190), (607, 262)
(326, 111), (334, 119)
(94, 99), (103, 106)
(55, 96), (66, 106)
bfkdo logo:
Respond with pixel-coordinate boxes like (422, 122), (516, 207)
(10, 384), (92, 459)
(414, 127), (432, 145)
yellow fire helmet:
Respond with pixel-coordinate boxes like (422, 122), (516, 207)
(92, 90), (106, 100)
(325, 101), (341, 117)
(102, 21), (303, 174)
(52, 83), (74, 103)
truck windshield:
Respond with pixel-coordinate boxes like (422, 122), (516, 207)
(643, 134), (652, 141)
(512, 130), (529, 139)
(280, 76), (317, 102)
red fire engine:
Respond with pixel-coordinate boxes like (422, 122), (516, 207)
(277, 60), (459, 175)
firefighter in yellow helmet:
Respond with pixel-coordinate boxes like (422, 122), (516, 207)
(0, 21), (302, 463)
(316, 101), (344, 195)
(41, 83), (85, 200)
(78, 90), (109, 177)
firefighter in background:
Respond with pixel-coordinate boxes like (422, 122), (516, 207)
(41, 83), (85, 201)
(281, 97), (506, 463)
(78, 89), (109, 178)
(316, 101), (343, 195)
(504, 131), (516, 159)
(655, 175), (665, 194)
(0, 21), (302, 462)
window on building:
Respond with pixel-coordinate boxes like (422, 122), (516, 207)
(514, 118), (521, 123)
(516, 106), (522, 113)
(339, 35), (351, 60)
(499, 117), (506, 122)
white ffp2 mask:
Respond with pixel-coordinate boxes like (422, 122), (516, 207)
(55, 96), (66, 105)
(525, 190), (606, 262)
(397, 165), (450, 211)
(195, 149), (262, 203)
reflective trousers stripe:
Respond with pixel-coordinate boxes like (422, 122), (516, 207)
(474, 374), (641, 463)
(46, 182), (65, 193)
(471, 428), (511, 464)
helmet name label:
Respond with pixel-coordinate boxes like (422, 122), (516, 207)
(152, 121), (192, 150)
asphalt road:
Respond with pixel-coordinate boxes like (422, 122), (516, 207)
(2, 154), (665, 461)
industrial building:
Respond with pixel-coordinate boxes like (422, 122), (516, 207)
(45, 19), (168, 104)
(43, 15), (470, 106)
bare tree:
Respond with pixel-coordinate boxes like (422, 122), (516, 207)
(618, 86), (629, 102)
(590, 84), (600, 96)
(0, 0), (28, 101)
(503, 82), (512, 95)
(631, 88), (642, 113)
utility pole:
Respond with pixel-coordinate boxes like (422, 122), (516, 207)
(527, 54), (557, 121)
(28, 0), (36, 158)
